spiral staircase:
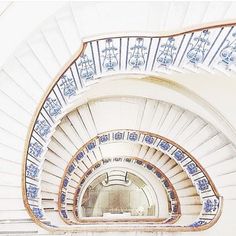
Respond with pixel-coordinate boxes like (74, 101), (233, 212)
(1, 1), (236, 236)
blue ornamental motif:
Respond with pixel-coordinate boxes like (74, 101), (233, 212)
(146, 164), (153, 170)
(68, 164), (75, 173)
(129, 132), (138, 141)
(35, 120), (50, 138)
(219, 32), (236, 70)
(61, 193), (66, 203)
(45, 97), (61, 117)
(102, 39), (118, 71)
(99, 135), (109, 143)
(155, 171), (162, 178)
(187, 163), (198, 175)
(174, 150), (184, 161)
(114, 132), (123, 140)
(197, 178), (209, 191)
(26, 164), (39, 178)
(32, 207), (43, 219)
(144, 135), (154, 144)
(160, 141), (170, 151)
(29, 142), (43, 158)
(190, 220), (206, 227)
(163, 180), (169, 188)
(186, 30), (210, 65)
(128, 38), (147, 69)
(61, 210), (68, 218)
(204, 199), (219, 213)
(60, 75), (76, 97)
(27, 185), (39, 199)
(77, 54), (95, 81)
(87, 142), (96, 150)
(169, 191), (175, 200)
(156, 37), (177, 68)
(76, 152), (84, 161)
(63, 178), (69, 188)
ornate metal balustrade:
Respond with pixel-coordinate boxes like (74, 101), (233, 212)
(57, 129), (221, 228)
(22, 24), (235, 232)
(58, 156), (181, 224)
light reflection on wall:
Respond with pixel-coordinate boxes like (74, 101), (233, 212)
(80, 171), (156, 218)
